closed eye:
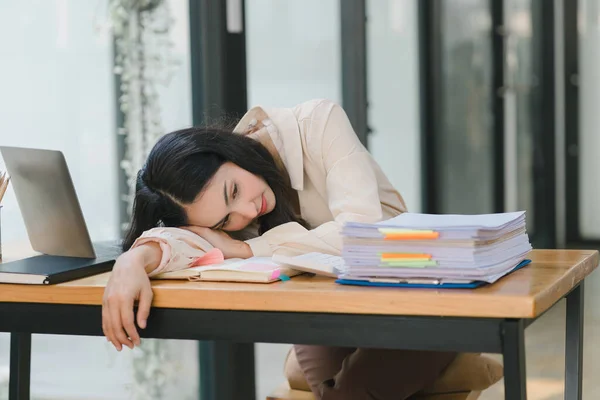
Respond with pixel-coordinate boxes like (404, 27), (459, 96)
(222, 184), (237, 229)
(215, 182), (238, 230)
(221, 214), (231, 229)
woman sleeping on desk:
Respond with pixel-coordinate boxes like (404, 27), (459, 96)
(102, 99), (456, 399)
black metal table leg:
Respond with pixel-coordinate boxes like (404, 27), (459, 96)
(565, 283), (584, 400)
(9, 332), (31, 400)
(199, 341), (255, 400)
(502, 319), (527, 399)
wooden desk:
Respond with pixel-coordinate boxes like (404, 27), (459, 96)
(0, 249), (598, 400)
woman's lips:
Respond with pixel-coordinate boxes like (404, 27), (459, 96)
(259, 194), (267, 215)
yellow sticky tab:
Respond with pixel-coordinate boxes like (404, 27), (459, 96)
(381, 260), (438, 268)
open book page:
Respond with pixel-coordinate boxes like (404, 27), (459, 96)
(153, 256), (302, 282)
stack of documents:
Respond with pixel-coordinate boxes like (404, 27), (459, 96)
(340, 211), (532, 285)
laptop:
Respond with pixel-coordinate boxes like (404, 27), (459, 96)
(0, 146), (122, 284)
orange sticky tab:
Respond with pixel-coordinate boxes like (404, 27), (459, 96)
(381, 253), (432, 260)
(383, 232), (440, 240)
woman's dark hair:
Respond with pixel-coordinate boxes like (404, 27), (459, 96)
(122, 127), (307, 251)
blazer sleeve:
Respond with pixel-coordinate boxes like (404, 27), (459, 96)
(129, 227), (223, 277)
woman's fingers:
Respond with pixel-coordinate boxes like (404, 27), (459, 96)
(102, 250), (156, 350)
(108, 296), (134, 351)
(136, 284), (154, 329)
(121, 299), (141, 347)
(102, 302), (114, 345)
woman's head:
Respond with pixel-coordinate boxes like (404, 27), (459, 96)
(122, 127), (304, 251)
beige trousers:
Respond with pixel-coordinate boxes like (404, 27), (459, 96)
(294, 345), (456, 400)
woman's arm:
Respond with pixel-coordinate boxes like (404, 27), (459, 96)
(245, 100), (407, 257)
(102, 230), (228, 351)
(102, 243), (161, 351)
(132, 242), (163, 273)
(127, 227), (225, 276)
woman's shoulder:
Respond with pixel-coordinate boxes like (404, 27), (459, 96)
(291, 98), (341, 121)
(237, 98), (342, 130)
(292, 99), (356, 150)
(236, 98), (348, 158)
(234, 99), (339, 134)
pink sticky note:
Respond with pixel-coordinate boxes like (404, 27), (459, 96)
(270, 270), (281, 280)
(190, 248), (225, 267)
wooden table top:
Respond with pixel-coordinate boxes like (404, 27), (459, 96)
(0, 248), (597, 318)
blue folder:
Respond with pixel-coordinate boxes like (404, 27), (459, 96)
(335, 259), (532, 289)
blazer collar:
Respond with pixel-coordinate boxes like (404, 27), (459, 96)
(234, 106), (304, 191)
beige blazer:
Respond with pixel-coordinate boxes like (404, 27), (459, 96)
(132, 99), (407, 276)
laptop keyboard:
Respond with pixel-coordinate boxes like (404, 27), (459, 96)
(93, 240), (123, 258)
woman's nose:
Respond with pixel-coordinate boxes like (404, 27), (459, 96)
(236, 201), (258, 220)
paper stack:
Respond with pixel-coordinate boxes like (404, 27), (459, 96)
(340, 211), (532, 285)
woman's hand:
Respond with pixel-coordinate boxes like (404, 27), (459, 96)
(102, 243), (161, 351)
(183, 226), (253, 259)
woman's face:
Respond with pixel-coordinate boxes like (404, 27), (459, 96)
(184, 162), (276, 232)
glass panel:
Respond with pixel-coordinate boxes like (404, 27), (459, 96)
(579, 0), (600, 239)
(505, 0), (535, 233)
(367, 0), (422, 212)
(245, 0), (342, 107)
(437, 0), (494, 214)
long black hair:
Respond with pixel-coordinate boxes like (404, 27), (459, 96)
(122, 127), (307, 251)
